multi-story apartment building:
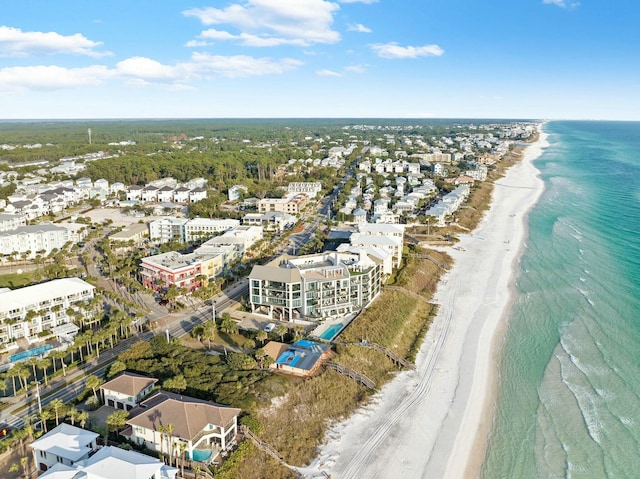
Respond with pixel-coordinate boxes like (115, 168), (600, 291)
(0, 278), (95, 343)
(148, 218), (189, 244)
(140, 251), (223, 292)
(258, 194), (309, 215)
(183, 218), (240, 243)
(0, 224), (71, 259)
(249, 250), (383, 322)
(286, 182), (322, 199)
(0, 213), (26, 232)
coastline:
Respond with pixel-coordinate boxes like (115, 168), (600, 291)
(306, 125), (549, 478)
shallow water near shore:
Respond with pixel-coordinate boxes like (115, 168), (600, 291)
(481, 121), (640, 478)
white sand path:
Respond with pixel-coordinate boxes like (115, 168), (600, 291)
(302, 128), (549, 479)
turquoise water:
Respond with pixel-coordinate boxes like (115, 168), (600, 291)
(481, 121), (640, 478)
(189, 449), (213, 462)
(320, 324), (343, 341)
(10, 344), (52, 362)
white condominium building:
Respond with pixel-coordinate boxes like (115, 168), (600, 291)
(0, 278), (95, 343)
(0, 223), (71, 259)
(0, 213), (26, 232)
(249, 250), (383, 322)
(183, 218), (240, 243)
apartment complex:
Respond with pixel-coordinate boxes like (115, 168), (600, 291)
(0, 277), (95, 344)
(258, 193), (309, 215)
(249, 250), (383, 322)
(140, 251), (223, 291)
(0, 223), (71, 259)
(149, 217), (240, 244)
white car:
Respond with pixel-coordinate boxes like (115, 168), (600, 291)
(264, 323), (276, 333)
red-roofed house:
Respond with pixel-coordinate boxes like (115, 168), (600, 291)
(100, 372), (158, 411)
(123, 390), (241, 462)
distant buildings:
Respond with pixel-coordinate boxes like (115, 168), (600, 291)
(141, 225), (263, 291)
(149, 217), (240, 244)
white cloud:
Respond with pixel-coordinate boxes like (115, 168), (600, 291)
(183, 0), (341, 46)
(0, 26), (110, 58)
(0, 52), (303, 93)
(115, 57), (183, 81)
(0, 65), (112, 92)
(185, 40), (212, 47)
(347, 23), (372, 33)
(543, 0), (580, 7)
(191, 52), (303, 77)
(316, 69), (342, 77)
(198, 28), (307, 47)
(371, 42), (444, 59)
(339, 0), (379, 3)
(344, 64), (366, 73)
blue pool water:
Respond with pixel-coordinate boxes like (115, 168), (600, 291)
(189, 449), (213, 462)
(319, 324), (343, 341)
(10, 344), (52, 362)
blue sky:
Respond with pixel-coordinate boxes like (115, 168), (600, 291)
(1, 0), (638, 119)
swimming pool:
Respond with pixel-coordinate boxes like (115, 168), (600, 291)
(319, 324), (343, 341)
(10, 344), (52, 363)
(189, 449), (213, 462)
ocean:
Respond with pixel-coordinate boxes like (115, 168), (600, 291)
(481, 121), (640, 478)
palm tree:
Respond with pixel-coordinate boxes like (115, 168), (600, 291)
(38, 409), (53, 433)
(85, 375), (104, 401)
(20, 456), (29, 478)
(38, 357), (51, 386)
(275, 324), (288, 342)
(165, 423), (175, 465)
(49, 398), (66, 426)
(106, 409), (129, 437)
(66, 405), (79, 426)
(178, 442), (188, 478)
(78, 411), (90, 429)
(255, 330), (268, 346)
(11, 363), (30, 394)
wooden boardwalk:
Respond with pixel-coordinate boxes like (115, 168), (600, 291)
(324, 362), (375, 389)
(338, 339), (416, 370)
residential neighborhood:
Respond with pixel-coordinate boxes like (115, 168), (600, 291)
(0, 119), (537, 478)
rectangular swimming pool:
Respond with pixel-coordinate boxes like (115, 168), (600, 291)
(10, 344), (52, 363)
(319, 324), (343, 341)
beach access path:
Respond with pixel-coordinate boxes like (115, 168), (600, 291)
(304, 129), (549, 479)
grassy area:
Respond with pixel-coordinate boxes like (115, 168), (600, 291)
(0, 270), (37, 288)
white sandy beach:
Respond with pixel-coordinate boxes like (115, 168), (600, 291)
(303, 128), (549, 479)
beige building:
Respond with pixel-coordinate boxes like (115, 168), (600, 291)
(258, 194), (309, 215)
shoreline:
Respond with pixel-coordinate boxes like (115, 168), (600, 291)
(455, 126), (549, 479)
(306, 125), (549, 478)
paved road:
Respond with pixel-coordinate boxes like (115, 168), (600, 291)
(0, 279), (248, 429)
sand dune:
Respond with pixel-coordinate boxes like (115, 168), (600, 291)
(303, 128), (549, 479)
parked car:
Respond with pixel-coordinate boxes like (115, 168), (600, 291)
(264, 323), (276, 333)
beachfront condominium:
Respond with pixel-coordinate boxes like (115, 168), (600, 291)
(249, 250), (383, 322)
(0, 277), (95, 344)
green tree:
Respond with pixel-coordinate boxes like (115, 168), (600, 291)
(275, 324), (288, 342)
(226, 353), (257, 371)
(219, 312), (238, 335)
(106, 409), (129, 435)
(85, 375), (104, 401)
(49, 398), (66, 426)
(162, 375), (187, 393)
